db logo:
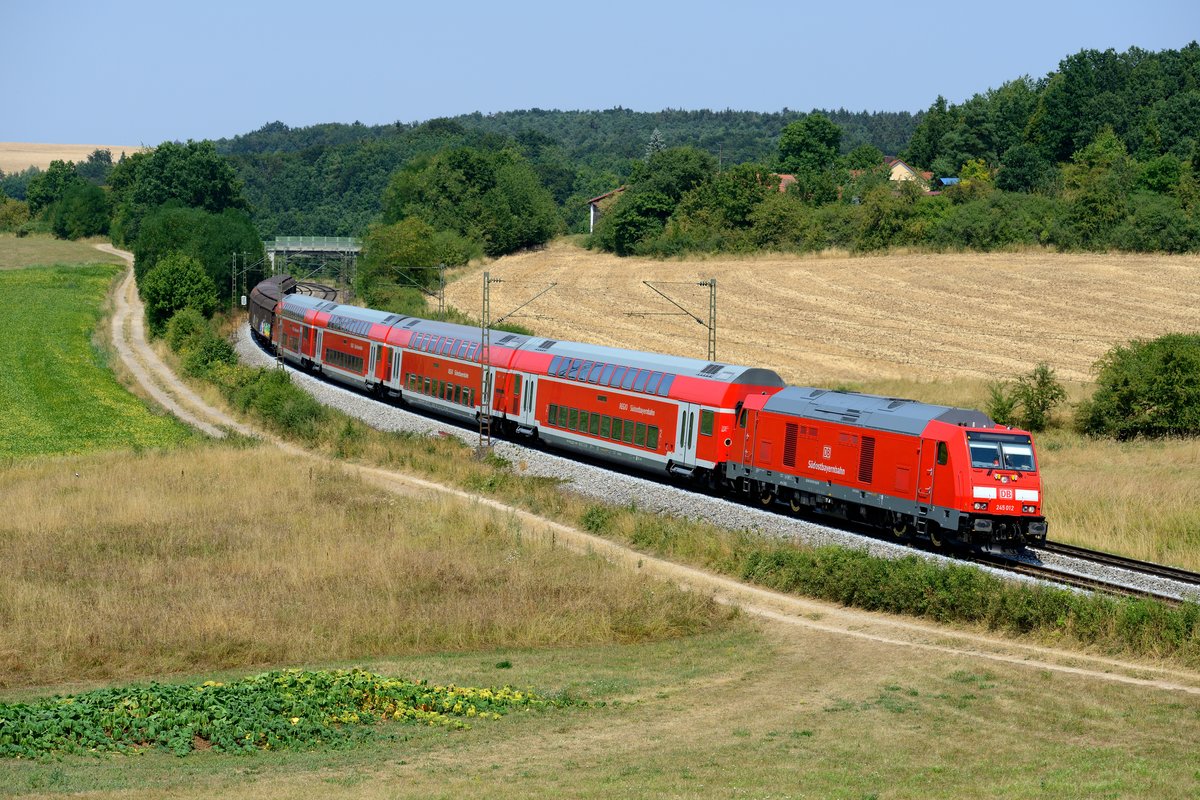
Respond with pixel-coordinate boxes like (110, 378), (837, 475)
(999, 488), (1014, 499)
(822, 445), (832, 459)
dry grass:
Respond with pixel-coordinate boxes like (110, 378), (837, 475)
(1038, 431), (1200, 566)
(446, 241), (1200, 385)
(0, 142), (144, 174)
(0, 447), (729, 690)
(0, 233), (120, 270)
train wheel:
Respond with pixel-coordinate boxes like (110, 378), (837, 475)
(891, 518), (910, 540)
(789, 494), (803, 514)
(928, 524), (945, 548)
(758, 488), (775, 507)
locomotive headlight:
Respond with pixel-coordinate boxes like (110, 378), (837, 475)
(973, 501), (988, 510)
(1022, 504), (1037, 513)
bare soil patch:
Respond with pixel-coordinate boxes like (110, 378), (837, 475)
(444, 242), (1200, 386)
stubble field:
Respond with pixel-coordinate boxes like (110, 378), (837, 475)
(445, 240), (1200, 388)
(0, 142), (144, 174)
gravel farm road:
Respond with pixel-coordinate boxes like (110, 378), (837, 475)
(97, 245), (1200, 697)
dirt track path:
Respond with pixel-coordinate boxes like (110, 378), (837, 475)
(99, 246), (1200, 695)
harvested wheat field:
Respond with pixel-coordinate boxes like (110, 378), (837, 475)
(0, 142), (144, 174)
(445, 241), (1200, 391)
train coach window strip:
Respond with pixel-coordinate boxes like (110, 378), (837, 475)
(621, 370), (638, 391)
(590, 414), (601, 435)
(700, 410), (714, 436)
(657, 374), (675, 396)
(569, 409), (579, 430)
(600, 416), (611, 438)
(612, 419), (623, 440)
(599, 364), (615, 384)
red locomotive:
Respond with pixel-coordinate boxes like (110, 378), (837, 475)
(249, 275), (1047, 548)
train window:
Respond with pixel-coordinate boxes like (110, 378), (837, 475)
(557, 359), (571, 377)
(937, 442), (949, 465)
(611, 418), (623, 440)
(512, 375), (522, 404)
(579, 411), (590, 432)
(589, 414), (600, 435)
(586, 363), (602, 383)
(634, 423), (646, 447)
(454, 385), (462, 404)
(600, 416), (611, 438)
(738, 409), (748, 429)
(623, 422), (636, 444)
(647, 426), (659, 450)
(700, 410), (714, 436)
(453, 341), (466, 358)
(442, 339), (454, 355)
(621, 369), (638, 390)
(657, 374), (675, 396)
(645, 372), (663, 393)
(633, 371), (650, 392)
(611, 366), (627, 387)
(548, 404), (558, 425)
(463, 387), (473, 407)
(549, 356), (562, 375)
(576, 361), (593, 381)
(468, 344), (479, 361)
(599, 364), (615, 384)
(568, 408), (579, 430)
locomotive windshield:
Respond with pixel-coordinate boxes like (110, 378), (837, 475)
(966, 432), (1037, 472)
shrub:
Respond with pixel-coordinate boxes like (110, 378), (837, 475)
(1011, 362), (1067, 432)
(165, 308), (208, 352)
(985, 381), (1018, 426)
(984, 363), (1065, 432)
(1078, 333), (1200, 439)
(139, 252), (218, 336)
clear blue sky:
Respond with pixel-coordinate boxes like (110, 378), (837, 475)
(5, 0), (1198, 145)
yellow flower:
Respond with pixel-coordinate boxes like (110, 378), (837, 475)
(290, 717), (300, 725)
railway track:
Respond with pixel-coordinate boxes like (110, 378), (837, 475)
(1036, 541), (1200, 595)
(244, 326), (1199, 606)
(967, 550), (1193, 605)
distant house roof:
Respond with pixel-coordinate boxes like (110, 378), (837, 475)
(777, 174), (796, 192)
(937, 177), (960, 186)
(587, 187), (626, 204)
(885, 157), (933, 183)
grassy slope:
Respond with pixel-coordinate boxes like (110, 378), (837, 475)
(0, 257), (192, 458)
(3, 625), (1198, 798)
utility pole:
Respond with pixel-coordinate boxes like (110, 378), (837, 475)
(478, 271), (499, 454)
(477, 273), (557, 454)
(629, 278), (718, 361)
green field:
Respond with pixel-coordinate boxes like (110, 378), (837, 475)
(0, 261), (192, 457)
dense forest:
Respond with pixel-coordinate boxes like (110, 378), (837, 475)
(2, 44), (1197, 261)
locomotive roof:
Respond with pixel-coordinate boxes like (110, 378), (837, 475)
(763, 387), (994, 436)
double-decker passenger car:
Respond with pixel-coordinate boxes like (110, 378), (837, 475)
(249, 275), (1047, 547)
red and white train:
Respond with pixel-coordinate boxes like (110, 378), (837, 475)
(250, 275), (1047, 548)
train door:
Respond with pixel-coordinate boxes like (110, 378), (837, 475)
(916, 439), (939, 516)
(369, 344), (381, 382)
(315, 330), (324, 365)
(675, 402), (700, 466)
(516, 374), (537, 428)
(390, 348), (401, 388)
